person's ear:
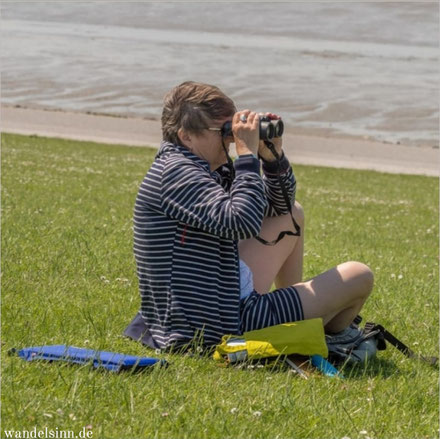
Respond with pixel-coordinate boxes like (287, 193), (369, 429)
(178, 128), (193, 148)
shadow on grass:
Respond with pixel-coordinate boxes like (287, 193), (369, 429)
(163, 349), (410, 380)
(121, 331), (430, 380)
(338, 357), (401, 379)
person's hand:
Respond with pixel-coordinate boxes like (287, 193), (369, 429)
(232, 110), (260, 157)
(258, 112), (283, 162)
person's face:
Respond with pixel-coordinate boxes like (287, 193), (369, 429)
(179, 116), (234, 171)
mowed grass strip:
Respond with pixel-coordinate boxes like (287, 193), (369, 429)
(2, 133), (438, 439)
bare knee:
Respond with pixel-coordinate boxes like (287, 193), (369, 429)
(291, 200), (305, 229)
(270, 200), (304, 233)
(341, 261), (374, 297)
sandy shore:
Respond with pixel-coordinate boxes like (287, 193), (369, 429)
(1, 105), (438, 177)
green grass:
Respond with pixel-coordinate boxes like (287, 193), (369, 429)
(2, 133), (438, 439)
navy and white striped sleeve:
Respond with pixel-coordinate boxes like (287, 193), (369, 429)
(160, 155), (267, 240)
(261, 153), (296, 216)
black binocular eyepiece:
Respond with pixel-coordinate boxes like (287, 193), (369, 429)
(221, 116), (284, 141)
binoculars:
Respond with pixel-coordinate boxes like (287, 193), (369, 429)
(221, 116), (284, 141)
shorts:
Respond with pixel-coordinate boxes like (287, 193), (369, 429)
(239, 287), (304, 333)
(239, 259), (255, 300)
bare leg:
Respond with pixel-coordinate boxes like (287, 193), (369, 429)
(275, 203), (304, 289)
(239, 201), (305, 294)
(294, 261), (374, 332)
(239, 202), (374, 332)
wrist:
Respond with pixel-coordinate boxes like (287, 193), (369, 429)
(236, 145), (258, 157)
(260, 148), (283, 162)
(262, 151), (290, 174)
(260, 153), (277, 163)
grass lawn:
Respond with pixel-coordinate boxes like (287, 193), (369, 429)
(2, 133), (438, 439)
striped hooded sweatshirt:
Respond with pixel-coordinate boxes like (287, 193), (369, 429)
(133, 141), (296, 349)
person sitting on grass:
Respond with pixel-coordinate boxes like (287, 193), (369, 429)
(124, 81), (375, 355)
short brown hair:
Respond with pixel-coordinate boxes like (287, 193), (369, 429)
(161, 81), (236, 144)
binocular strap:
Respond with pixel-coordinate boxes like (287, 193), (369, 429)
(254, 141), (301, 246)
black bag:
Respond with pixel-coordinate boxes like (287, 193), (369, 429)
(326, 316), (438, 366)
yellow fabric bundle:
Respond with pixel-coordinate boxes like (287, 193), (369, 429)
(213, 318), (328, 362)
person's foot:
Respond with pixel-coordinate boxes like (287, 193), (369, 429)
(326, 325), (363, 345)
(326, 324), (377, 364)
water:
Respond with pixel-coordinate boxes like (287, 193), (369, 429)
(1, 2), (438, 146)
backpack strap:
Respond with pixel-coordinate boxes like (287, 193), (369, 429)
(353, 315), (363, 326)
(364, 322), (438, 367)
(363, 322), (387, 351)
